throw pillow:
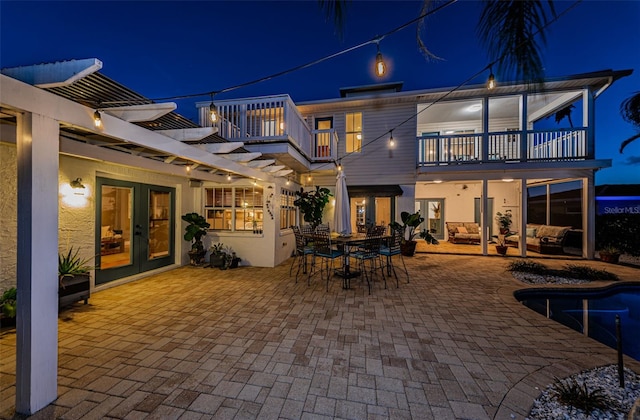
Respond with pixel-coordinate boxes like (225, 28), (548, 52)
(526, 227), (537, 238)
(456, 226), (468, 234)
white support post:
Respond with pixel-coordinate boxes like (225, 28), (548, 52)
(16, 112), (59, 414)
(520, 178), (527, 257)
(583, 176), (595, 259)
(481, 180), (488, 255)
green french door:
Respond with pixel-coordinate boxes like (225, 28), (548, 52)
(95, 178), (175, 285)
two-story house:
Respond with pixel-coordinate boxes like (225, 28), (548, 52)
(0, 58), (632, 414)
(198, 69), (632, 260)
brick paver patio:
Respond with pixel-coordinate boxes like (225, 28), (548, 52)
(1, 253), (639, 419)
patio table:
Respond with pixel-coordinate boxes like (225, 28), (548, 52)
(332, 233), (389, 289)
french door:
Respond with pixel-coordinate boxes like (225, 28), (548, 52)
(417, 199), (444, 240)
(95, 178), (175, 285)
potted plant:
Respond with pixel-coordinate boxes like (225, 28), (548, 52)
(58, 247), (94, 307)
(390, 211), (425, 256)
(182, 212), (210, 266)
(209, 242), (226, 268)
(495, 210), (513, 235)
(420, 229), (439, 245)
(293, 186), (332, 230)
(0, 287), (17, 327)
(598, 245), (621, 263)
(493, 235), (510, 256)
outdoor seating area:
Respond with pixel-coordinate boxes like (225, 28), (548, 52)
(445, 222), (482, 244)
(289, 224), (393, 293)
(2, 254), (639, 419)
(505, 224), (572, 254)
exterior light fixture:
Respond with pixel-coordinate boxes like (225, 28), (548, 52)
(375, 42), (386, 77)
(93, 110), (102, 128)
(433, 180), (443, 184)
(389, 130), (395, 147)
(502, 178), (514, 182)
(209, 94), (218, 123)
(70, 178), (86, 195)
(487, 67), (496, 90)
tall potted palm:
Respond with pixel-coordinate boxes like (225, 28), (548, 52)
(182, 212), (210, 265)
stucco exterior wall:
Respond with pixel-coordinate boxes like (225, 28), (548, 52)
(0, 143), (17, 291)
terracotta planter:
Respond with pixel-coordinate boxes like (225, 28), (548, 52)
(400, 241), (418, 257)
(599, 252), (620, 263)
(495, 245), (508, 256)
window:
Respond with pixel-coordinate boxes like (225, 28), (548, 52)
(204, 186), (263, 231)
(346, 112), (362, 153)
(280, 188), (297, 229)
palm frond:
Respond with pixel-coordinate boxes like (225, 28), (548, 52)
(318, 0), (349, 38)
(477, 0), (556, 89)
(620, 91), (640, 128)
(620, 133), (640, 154)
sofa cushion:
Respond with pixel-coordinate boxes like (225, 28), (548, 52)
(456, 226), (468, 234)
(526, 227), (537, 238)
(463, 223), (480, 234)
(536, 225), (571, 240)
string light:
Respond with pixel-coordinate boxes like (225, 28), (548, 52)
(185, 164), (192, 173)
(375, 42), (386, 77)
(209, 94), (218, 123)
(227, 173), (232, 181)
(286, 178), (290, 186)
(388, 130), (395, 147)
(487, 67), (496, 90)
(93, 110), (102, 128)
(307, 173), (312, 182)
(253, 179), (258, 186)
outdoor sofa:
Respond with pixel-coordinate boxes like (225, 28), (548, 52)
(504, 224), (572, 254)
(446, 222), (481, 244)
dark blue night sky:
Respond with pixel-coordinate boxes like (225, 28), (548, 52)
(2, 1), (639, 184)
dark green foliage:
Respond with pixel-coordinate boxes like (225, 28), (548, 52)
(507, 260), (619, 281)
(390, 211), (425, 243)
(419, 229), (439, 245)
(563, 264), (619, 281)
(0, 287), (17, 318)
(293, 186), (332, 229)
(182, 212), (210, 252)
(507, 260), (548, 274)
(596, 214), (640, 257)
(551, 377), (609, 415)
(58, 247), (94, 278)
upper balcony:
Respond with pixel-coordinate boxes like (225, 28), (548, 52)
(417, 128), (589, 167)
(199, 95), (337, 166)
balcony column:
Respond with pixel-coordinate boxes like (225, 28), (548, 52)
(16, 112), (59, 414)
(585, 88), (595, 159)
(481, 97), (489, 161)
(520, 93), (528, 162)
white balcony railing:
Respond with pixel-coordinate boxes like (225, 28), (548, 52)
(417, 128), (588, 166)
(311, 128), (339, 161)
(210, 95), (313, 158)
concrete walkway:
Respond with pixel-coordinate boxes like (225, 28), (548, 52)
(1, 254), (639, 419)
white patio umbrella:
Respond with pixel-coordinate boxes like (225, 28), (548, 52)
(333, 170), (352, 235)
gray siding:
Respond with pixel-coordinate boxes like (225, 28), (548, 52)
(303, 101), (417, 186)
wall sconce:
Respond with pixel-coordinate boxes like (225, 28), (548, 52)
(70, 178), (86, 195)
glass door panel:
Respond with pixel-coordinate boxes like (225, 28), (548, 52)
(375, 197), (391, 231)
(149, 190), (170, 259)
(100, 185), (132, 270)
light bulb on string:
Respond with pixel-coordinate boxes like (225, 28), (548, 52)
(487, 67), (496, 90)
(389, 130), (395, 147)
(93, 110), (102, 128)
(209, 94), (218, 123)
(375, 42), (386, 77)
(227, 173), (232, 181)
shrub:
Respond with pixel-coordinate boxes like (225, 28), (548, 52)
(507, 260), (548, 274)
(0, 287), (17, 318)
(563, 264), (619, 281)
(551, 377), (609, 415)
(596, 214), (640, 256)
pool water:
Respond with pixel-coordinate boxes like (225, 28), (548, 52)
(515, 284), (640, 361)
